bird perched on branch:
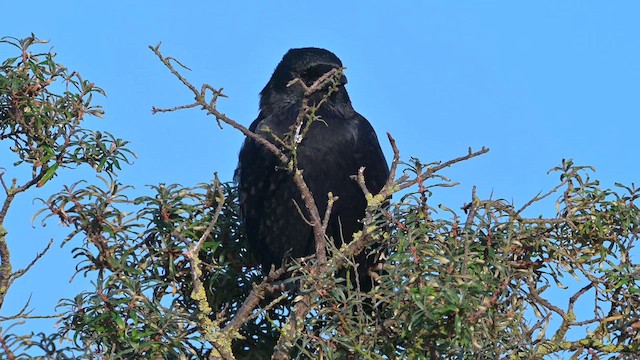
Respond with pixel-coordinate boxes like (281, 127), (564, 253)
(236, 47), (388, 291)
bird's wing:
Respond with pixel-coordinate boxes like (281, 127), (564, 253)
(237, 112), (315, 270)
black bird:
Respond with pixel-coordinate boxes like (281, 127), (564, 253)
(237, 48), (389, 290)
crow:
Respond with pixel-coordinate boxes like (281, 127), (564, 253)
(236, 47), (389, 291)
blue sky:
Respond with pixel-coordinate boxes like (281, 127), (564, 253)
(2, 1), (639, 347)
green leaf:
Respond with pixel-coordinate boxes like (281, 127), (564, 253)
(37, 163), (58, 187)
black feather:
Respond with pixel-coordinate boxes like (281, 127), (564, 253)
(236, 47), (388, 290)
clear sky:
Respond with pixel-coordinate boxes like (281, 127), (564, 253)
(2, 1), (639, 345)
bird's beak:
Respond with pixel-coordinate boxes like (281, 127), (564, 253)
(339, 74), (348, 86)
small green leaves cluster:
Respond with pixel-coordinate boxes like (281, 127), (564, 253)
(0, 35), (134, 186)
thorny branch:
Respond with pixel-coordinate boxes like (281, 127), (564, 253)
(149, 43), (286, 166)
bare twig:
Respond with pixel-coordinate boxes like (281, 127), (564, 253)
(353, 166), (372, 198)
(284, 68), (346, 265)
(149, 43), (288, 165)
(0, 293), (59, 322)
(8, 238), (53, 286)
(151, 103), (199, 114)
(223, 266), (287, 334)
(322, 193), (339, 233)
(463, 185), (478, 230)
(515, 180), (567, 216)
(392, 147), (490, 195)
(384, 132), (402, 191)
(291, 170), (327, 263)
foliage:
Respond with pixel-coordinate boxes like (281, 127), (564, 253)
(0, 33), (134, 356)
(1, 35), (639, 359)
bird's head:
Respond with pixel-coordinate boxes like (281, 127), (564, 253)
(260, 47), (349, 110)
